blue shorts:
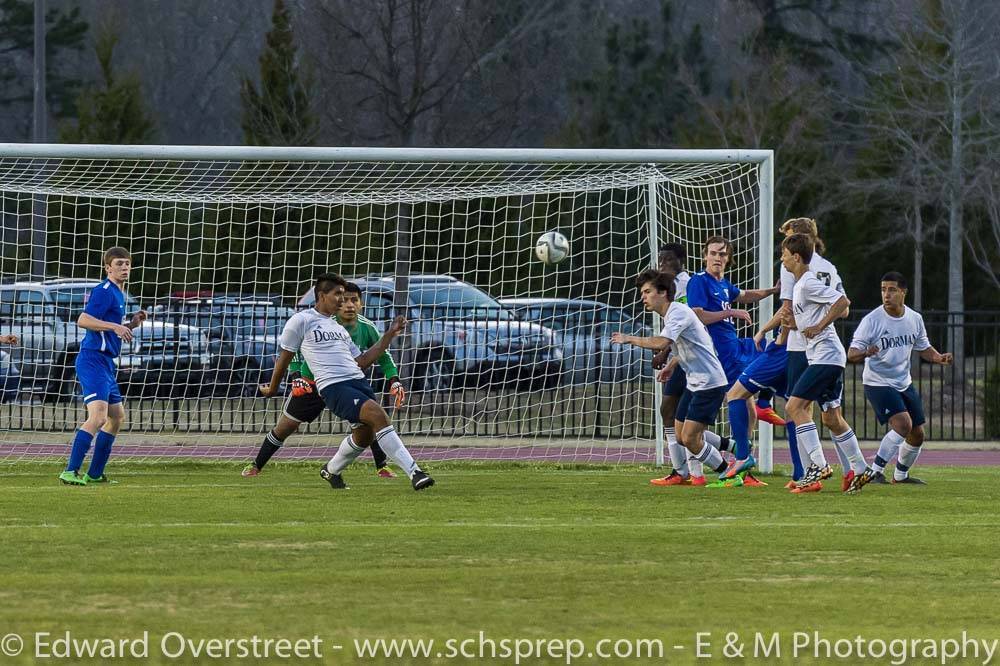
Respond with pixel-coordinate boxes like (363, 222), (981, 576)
(718, 338), (757, 385)
(786, 351), (808, 393)
(677, 386), (726, 426)
(738, 340), (788, 397)
(76, 350), (122, 405)
(864, 384), (926, 427)
(664, 365), (687, 397)
(320, 378), (377, 424)
(790, 364), (843, 411)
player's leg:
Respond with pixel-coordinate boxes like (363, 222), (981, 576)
(356, 398), (433, 490)
(722, 380), (756, 478)
(786, 366), (840, 492)
(84, 397), (124, 483)
(784, 351), (809, 482)
(865, 385), (912, 483)
(651, 383), (690, 485)
(244, 388), (323, 477)
(61, 353), (111, 485)
(820, 405), (872, 494)
(893, 386), (927, 484)
(679, 387), (728, 478)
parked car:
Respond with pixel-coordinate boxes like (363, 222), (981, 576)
(0, 279), (142, 401)
(117, 321), (213, 399)
(0, 350), (21, 402)
(150, 297), (294, 396)
(299, 275), (563, 391)
(499, 298), (653, 384)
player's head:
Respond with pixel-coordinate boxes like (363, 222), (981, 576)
(313, 272), (348, 312)
(780, 217), (826, 255)
(337, 282), (363, 323)
(780, 233), (814, 272)
(635, 269), (676, 313)
(880, 271), (908, 309)
(658, 243), (686, 274)
(702, 236), (732, 276)
(102, 246), (132, 283)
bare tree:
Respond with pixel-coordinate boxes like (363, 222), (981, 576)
(300, 0), (564, 147)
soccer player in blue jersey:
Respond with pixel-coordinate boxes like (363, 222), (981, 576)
(59, 247), (147, 485)
(848, 272), (952, 484)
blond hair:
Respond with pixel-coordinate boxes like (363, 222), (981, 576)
(779, 218), (825, 255)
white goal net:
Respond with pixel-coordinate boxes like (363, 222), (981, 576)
(0, 146), (774, 467)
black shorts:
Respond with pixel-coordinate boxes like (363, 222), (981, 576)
(790, 363), (843, 412)
(282, 389), (326, 424)
(865, 384), (926, 427)
(786, 351), (808, 393)
(320, 378), (378, 424)
(681, 386), (727, 426)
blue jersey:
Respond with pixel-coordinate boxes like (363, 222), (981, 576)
(686, 272), (742, 354)
(80, 280), (127, 357)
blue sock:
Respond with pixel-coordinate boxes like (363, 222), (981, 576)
(728, 399), (751, 459)
(787, 421), (804, 480)
(87, 431), (116, 479)
(756, 390), (773, 409)
(67, 430), (94, 473)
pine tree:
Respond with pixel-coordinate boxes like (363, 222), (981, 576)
(241, 0), (316, 146)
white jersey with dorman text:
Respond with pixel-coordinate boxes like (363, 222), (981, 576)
(850, 305), (931, 390)
(278, 308), (364, 390)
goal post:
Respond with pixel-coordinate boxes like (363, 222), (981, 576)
(0, 144), (774, 466)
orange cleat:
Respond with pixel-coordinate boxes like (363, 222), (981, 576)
(754, 404), (786, 426)
(841, 470), (855, 492)
(784, 480), (798, 490)
(689, 475), (707, 486)
(651, 472), (689, 486)
(743, 473), (768, 487)
(791, 481), (823, 494)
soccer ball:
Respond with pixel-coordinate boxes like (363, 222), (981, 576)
(534, 231), (570, 265)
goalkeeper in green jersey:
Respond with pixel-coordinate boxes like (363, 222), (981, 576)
(242, 282), (406, 478)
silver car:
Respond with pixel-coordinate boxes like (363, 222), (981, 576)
(499, 298), (653, 384)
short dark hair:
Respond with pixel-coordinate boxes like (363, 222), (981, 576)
(881, 272), (908, 290)
(658, 243), (686, 273)
(702, 236), (733, 258)
(103, 246), (131, 266)
(635, 269), (676, 301)
(314, 272), (348, 296)
(344, 282), (362, 297)
(781, 233), (814, 265)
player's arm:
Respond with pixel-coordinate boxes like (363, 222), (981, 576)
(260, 349), (296, 397)
(847, 345), (878, 363)
(78, 312), (134, 342)
(753, 300), (791, 348)
(125, 309), (148, 330)
(918, 347), (953, 365)
(735, 284), (780, 304)
(692, 306), (752, 326)
(355, 316), (406, 370)
(610, 332), (671, 351)
(0, 334), (17, 345)
(801, 295), (850, 339)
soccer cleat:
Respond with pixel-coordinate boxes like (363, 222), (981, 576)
(82, 473), (117, 484)
(742, 472), (768, 487)
(319, 465), (349, 490)
(241, 463), (260, 478)
(845, 467), (874, 495)
(376, 466), (397, 479)
(841, 470), (855, 493)
(790, 481), (823, 494)
(706, 473), (743, 488)
(689, 475), (707, 486)
(754, 404), (786, 426)
(870, 471), (890, 484)
(720, 454), (756, 480)
(784, 480), (798, 490)
(796, 463), (832, 489)
(58, 470), (88, 486)
(650, 471), (689, 486)
(411, 470), (435, 491)
(892, 475), (927, 485)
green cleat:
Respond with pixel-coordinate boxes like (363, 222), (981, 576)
(706, 472), (745, 488)
(59, 470), (88, 486)
(83, 473), (117, 484)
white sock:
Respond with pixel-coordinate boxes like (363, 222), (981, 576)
(374, 426), (419, 478)
(326, 433), (365, 475)
(695, 441), (725, 473)
(832, 428), (867, 475)
(894, 443), (922, 481)
(666, 427), (689, 477)
(873, 430), (905, 473)
(687, 454), (704, 478)
(796, 422), (828, 468)
(703, 430), (723, 449)
(830, 434), (851, 473)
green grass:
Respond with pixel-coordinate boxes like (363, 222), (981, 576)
(2, 461), (998, 664)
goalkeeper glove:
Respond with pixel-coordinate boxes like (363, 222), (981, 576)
(388, 377), (406, 408)
(291, 376), (316, 397)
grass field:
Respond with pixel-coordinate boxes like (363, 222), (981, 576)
(3, 461), (999, 664)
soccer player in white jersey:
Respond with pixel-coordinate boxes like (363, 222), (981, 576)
(848, 272), (952, 484)
(612, 270), (731, 479)
(259, 273), (434, 491)
(782, 234), (872, 494)
(651, 244), (732, 485)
